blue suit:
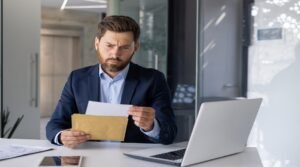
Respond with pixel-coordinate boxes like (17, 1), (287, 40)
(46, 63), (177, 144)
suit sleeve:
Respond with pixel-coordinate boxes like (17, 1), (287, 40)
(149, 72), (177, 144)
(46, 72), (77, 144)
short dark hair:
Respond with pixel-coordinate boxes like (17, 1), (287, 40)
(97, 15), (140, 42)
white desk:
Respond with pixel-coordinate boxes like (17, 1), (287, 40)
(0, 139), (262, 167)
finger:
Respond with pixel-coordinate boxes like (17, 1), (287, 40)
(61, 132), (90, 147)
(131, 115), (152, 123)
(62, 135), (90, 142)
(69, 130), (89, 136)
(63, 141), (79, 148)
(63, 138), (87, 149)
(130, 111), (153, 118)
(131, 113), (155, 127)
(64, 137), (88, 144)
(129, 108), (154, 118)
(129, 106), (153, 113)
(61, 131), (90, 140)
(132, 116), (154, 129)
(133, 120), (147, 129)
(65, 130), (90, 138)
(133, 120), (153, 131)
(62, 130), (80, 137)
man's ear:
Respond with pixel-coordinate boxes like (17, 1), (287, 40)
(134, 42), (140, 52)
(95, 37), (100, 50)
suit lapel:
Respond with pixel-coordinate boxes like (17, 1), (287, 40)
(88, 65), (100, 102)
(121, 63), (139, 104)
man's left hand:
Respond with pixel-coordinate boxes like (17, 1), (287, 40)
(128, 106), (155, 131)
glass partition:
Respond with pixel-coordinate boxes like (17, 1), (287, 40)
(247, 0), (300, 166)
(195, 0), (244, 116)
(120, 0), (168, 75)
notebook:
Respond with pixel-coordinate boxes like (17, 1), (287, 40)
(124, 98), (262, 166)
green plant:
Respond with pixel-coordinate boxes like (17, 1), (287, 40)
(1, 107), (24, 138)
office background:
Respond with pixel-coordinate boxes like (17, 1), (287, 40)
(1, 0), (299, 166)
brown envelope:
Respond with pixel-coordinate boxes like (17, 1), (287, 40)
(71, 114), (128, 141)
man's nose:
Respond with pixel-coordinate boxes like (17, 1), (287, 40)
(111, 47), (121, 58)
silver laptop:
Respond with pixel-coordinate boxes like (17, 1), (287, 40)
(124, 98), (262, 166)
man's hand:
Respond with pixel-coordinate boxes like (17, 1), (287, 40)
(60, 129), (90, 149)
(128, 106), (155, 131)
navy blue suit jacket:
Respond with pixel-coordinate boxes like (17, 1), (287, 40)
(46, 63), (177, 144)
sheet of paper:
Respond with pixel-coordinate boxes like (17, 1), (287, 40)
(86, 101), (131, 116)
(0, 144), (53, 161)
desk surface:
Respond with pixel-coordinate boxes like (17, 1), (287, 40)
(0, 139), (262, 167)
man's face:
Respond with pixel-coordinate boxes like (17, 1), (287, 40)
(95, 30), (138, 74)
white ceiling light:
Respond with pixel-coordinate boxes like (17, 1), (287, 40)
(65, 5), (107, 9)
(60, 0), (68, 10)
(84, 0), (107, 3)
(60, 0), (107, 11)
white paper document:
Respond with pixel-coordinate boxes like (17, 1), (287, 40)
(0, 144), (53, 161)
(86, 101), (131, 116)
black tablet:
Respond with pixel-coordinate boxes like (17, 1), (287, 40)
(38, 156), (83, 167)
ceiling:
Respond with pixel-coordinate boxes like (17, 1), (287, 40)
(41, 0), (107, 13)
(41, 0), (165, 15)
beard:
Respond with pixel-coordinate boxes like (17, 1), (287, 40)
(99, 54), (133, 73)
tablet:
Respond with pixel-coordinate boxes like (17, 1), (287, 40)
(38, 156), (83, 167)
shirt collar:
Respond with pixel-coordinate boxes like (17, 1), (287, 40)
(99, 63), (130, 80)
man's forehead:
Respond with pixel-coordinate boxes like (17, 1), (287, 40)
(103, 31), (134, 39)
(101, 31), (135, 45)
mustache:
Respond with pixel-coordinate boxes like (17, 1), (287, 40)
(107, 58), (121, 61)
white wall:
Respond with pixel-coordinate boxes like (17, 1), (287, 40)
(42, 7), (100, 67)
(248, 0), (300, 166)
(3, 0), (40, 139)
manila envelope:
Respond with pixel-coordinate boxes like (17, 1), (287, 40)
(71, 114), (128, 141)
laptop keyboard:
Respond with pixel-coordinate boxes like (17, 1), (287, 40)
(151, 149), (186, 160)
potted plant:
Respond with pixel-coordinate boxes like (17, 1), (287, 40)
(1, 107), (24, 138)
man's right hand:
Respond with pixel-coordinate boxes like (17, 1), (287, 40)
(60, 129), (91, 149)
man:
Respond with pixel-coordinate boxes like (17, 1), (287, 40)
(46, 15), (177, 148)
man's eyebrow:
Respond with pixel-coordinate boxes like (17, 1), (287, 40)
(121, 44), (132, 47)
(104, 42), (114, 45)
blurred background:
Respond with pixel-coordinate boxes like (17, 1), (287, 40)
(1, 0), (300, 166)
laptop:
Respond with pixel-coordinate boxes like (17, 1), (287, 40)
(124, 98), (262, 166)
